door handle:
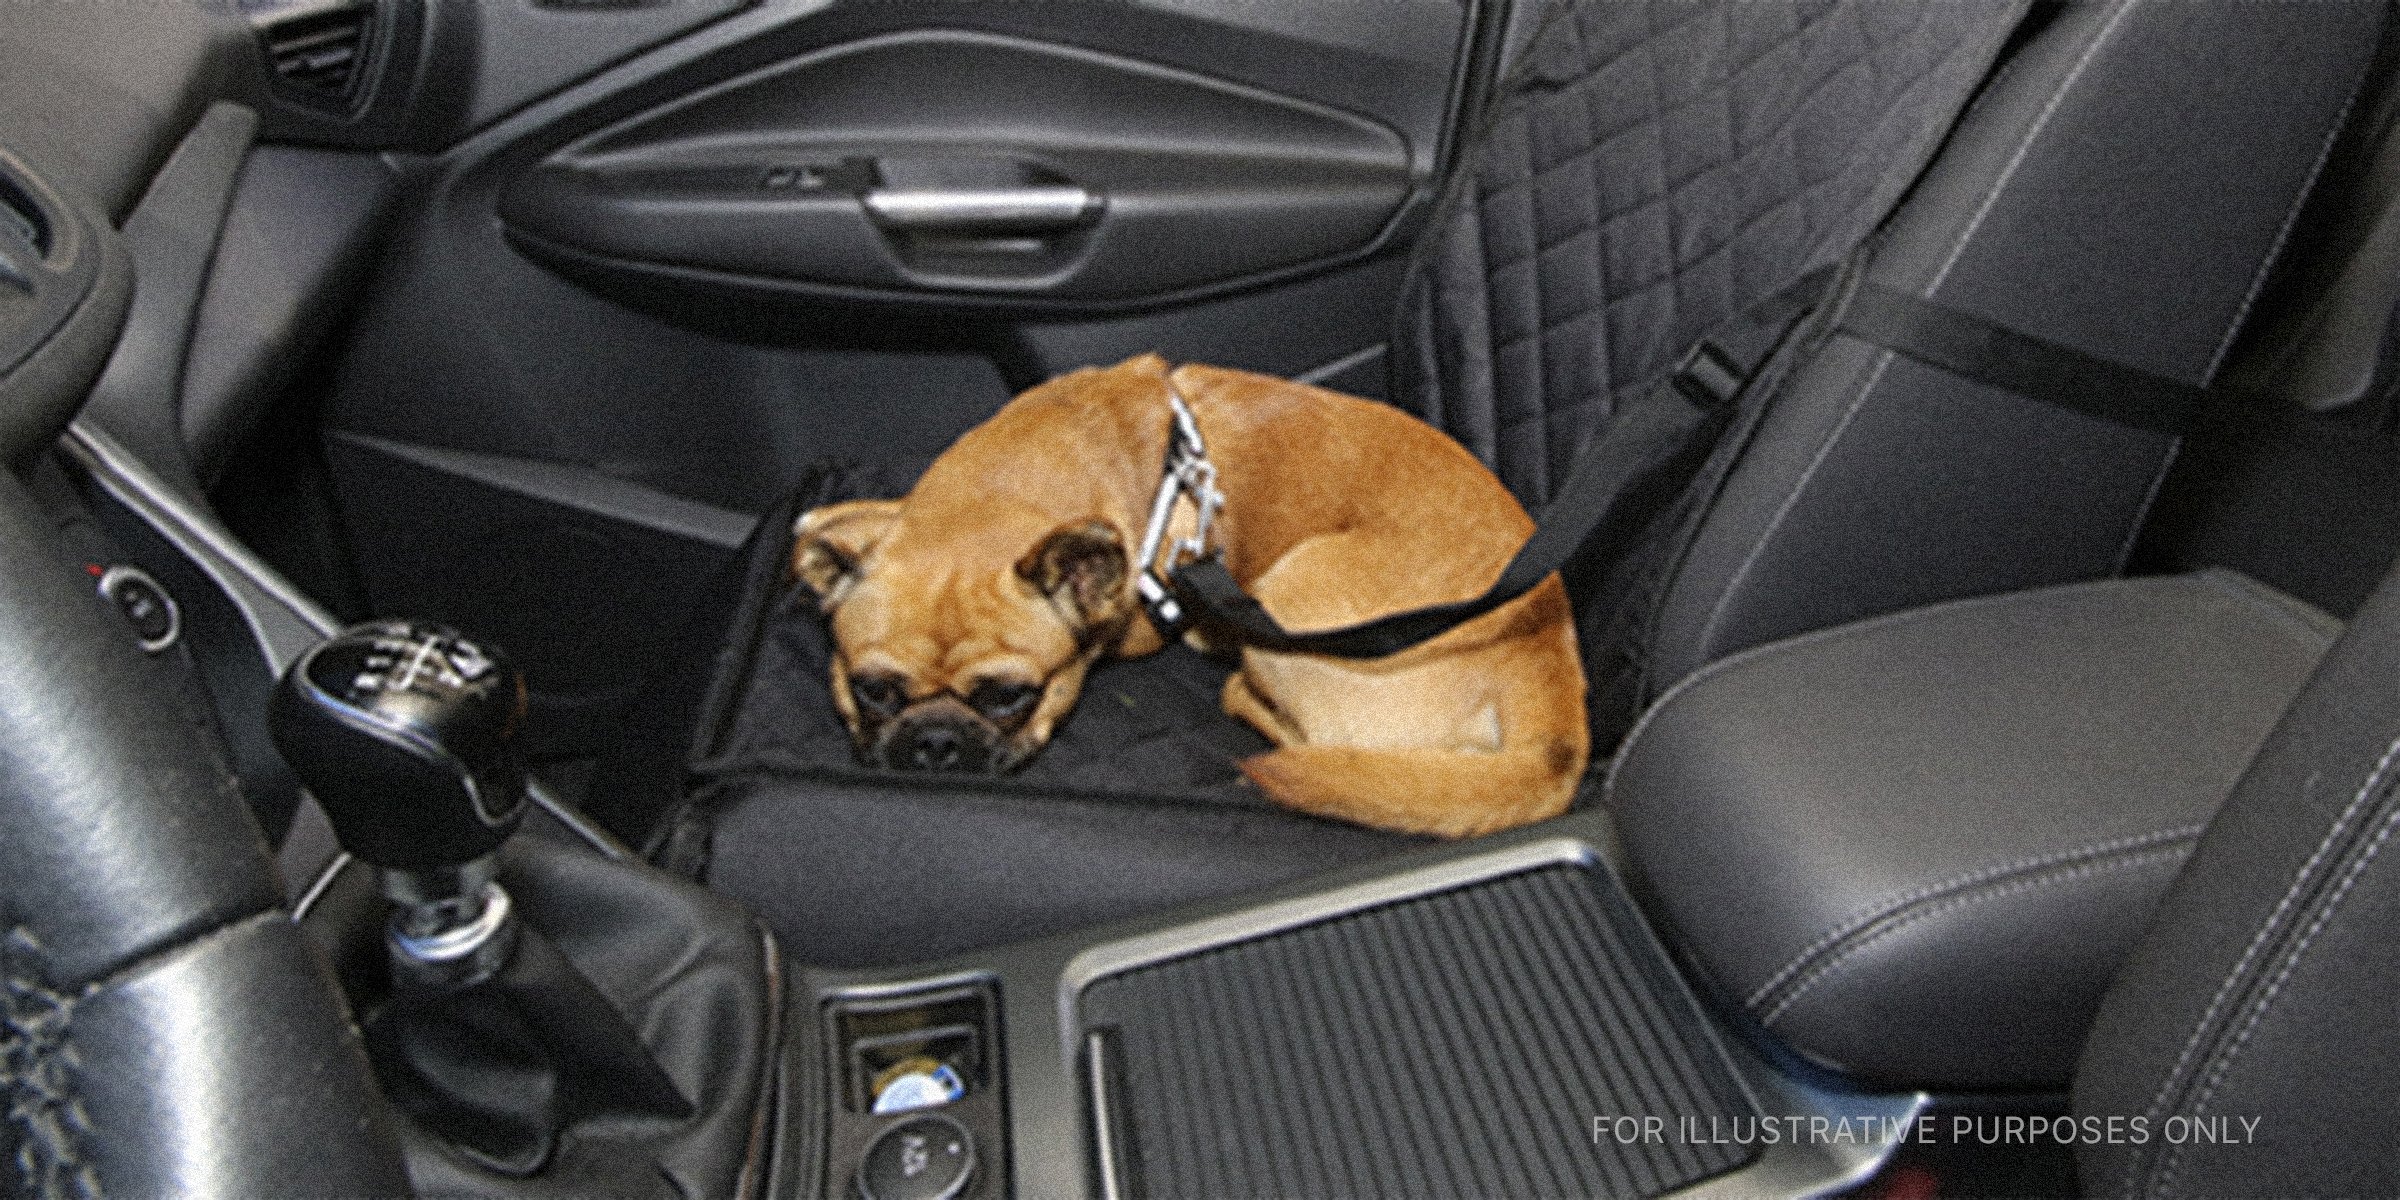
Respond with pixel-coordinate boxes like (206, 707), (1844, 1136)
(860, 186), (1101, 236)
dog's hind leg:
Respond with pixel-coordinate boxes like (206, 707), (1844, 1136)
(1222, 531), (1586, 837)
(1239, 742), (1575, 839)
(1221, 671), (1303, 744)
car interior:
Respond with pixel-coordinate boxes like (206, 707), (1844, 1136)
(4, 0), (2400, 1196)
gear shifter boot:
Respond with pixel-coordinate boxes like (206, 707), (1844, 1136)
(274, 623), (786, 1195)
(369, 917), (694, 1176)
(301, 834), (785, 1197)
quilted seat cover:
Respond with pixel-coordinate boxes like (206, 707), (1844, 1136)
(1393, 0), (2025, 507)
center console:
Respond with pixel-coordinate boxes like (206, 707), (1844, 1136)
(783, 823), (1923, 1200)
(770, 570), (2338, 1199)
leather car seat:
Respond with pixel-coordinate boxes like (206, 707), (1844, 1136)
(2075, 553), (2400, 1197)
(621, 0), (2390, 967)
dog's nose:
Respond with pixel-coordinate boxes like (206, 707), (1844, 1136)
(906, 725), (982, 772)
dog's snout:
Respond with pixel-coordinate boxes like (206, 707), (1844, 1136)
(863, 696), (1014, 774)
(905, 723), (987, 772)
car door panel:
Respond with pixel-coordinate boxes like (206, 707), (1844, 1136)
(307, 0), (1504, 755)
(500, 29), (1415, 307)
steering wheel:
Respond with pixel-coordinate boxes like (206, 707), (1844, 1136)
(0, 472), (408, 1195)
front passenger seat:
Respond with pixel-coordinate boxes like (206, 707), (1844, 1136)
(627, 0), (2390, 968)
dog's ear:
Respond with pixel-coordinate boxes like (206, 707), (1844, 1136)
(1112, 351), (1171, 377)
(1017, 520), (1132, 633)
(791, 499), (900, 610)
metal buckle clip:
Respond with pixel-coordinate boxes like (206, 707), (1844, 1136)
(1134, 383), (1225, 630)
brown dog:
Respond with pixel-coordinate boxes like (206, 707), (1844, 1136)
(790, 354), (1587, 837)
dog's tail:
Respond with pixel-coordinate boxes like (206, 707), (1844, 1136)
(1238, 741), (1580, 839)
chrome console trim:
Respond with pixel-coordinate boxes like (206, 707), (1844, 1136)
(66, 418), (331, 669)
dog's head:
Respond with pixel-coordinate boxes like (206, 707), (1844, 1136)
(791, 499), (1136, 773)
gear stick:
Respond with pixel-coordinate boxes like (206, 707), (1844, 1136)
(271, 620), (691, 1175)
(270, 619), (528, 981)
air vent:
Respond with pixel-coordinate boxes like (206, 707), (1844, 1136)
(259, 3), (374, 110)
(0, 173), (48, 260)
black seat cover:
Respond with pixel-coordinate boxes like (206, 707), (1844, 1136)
(2076, 557), (2400, 1197)
(1399, 0), (2383, 741)
(1394, 0), (2020, 508)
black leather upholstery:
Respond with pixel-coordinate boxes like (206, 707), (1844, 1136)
(1647, 0), (2382, 712)
(2076, 558), (2400, 1197)
(0, 469), (409, 1196)
(1608, 571), (2337, 1090)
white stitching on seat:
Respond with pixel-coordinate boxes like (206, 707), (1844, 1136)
(1683, 342), (1892, 667)
(2202, 51), (2366, 382)
(2127, 728), (2400, 1196)
(1746, 822), (2208, 1011)
(2110, 43), (2365, 595)
(1758, 840), (2195, 1028)
(1687, 0), (2139, 665)
(2112, 439), (2183, 573)
(2150, 758), (2400, 1199)
(1925, 0), (2143, 293)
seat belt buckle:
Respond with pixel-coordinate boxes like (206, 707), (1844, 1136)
(1669, 339), (1748, 410)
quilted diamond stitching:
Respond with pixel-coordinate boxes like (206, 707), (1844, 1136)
(1397, 0), (2020, 506)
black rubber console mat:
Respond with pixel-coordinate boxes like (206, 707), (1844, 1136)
(1078, 863), (1759, 1199)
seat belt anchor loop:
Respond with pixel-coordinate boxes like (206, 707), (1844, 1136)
(1670, 339), (1749, 410)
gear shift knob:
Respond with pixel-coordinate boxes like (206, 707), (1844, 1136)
(271, 620), (529, 873)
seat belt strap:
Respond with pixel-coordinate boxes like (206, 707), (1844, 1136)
(1833, 281), (2215, 436)
(1165, 263), (1842, 659)
(1161, 0), (2044, 661)
(1167, 262), (2370, 660)
(1829, 279), (2400, 445)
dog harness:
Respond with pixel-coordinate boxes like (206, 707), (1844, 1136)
(1132, 380), (1224, 633)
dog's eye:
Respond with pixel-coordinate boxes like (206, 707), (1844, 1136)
(967, 679), (1043, 722)
(849, 673), (908, 718)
